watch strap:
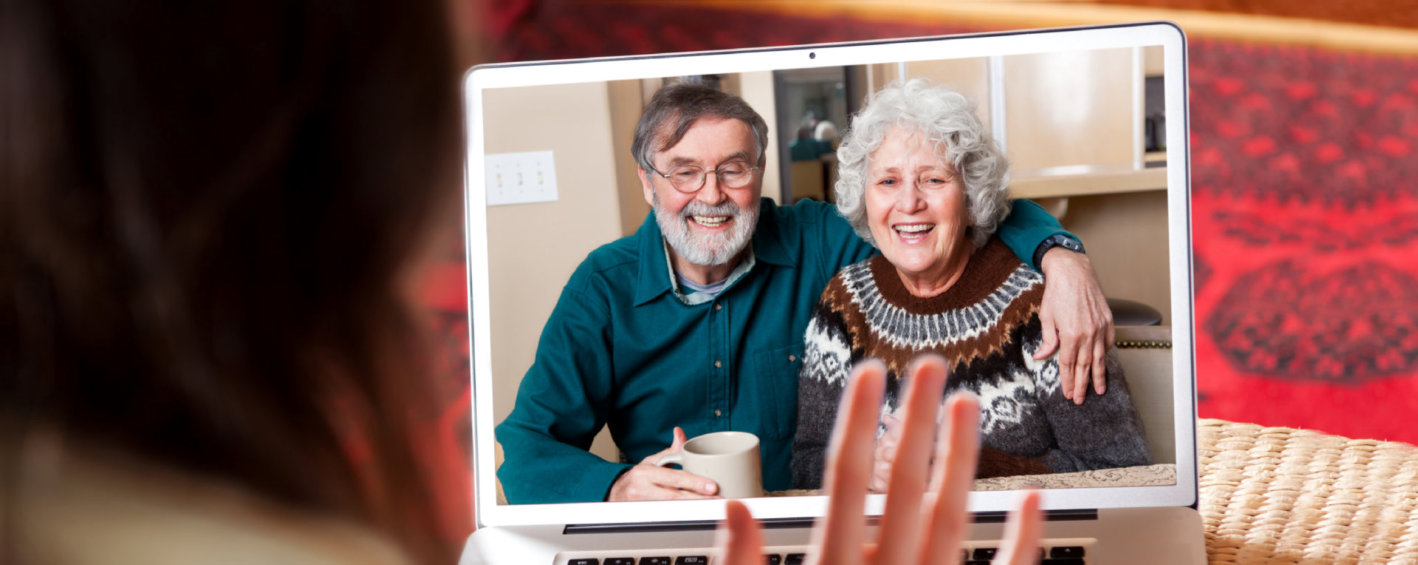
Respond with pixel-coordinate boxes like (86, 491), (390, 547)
(1033, 233), (1085, 269)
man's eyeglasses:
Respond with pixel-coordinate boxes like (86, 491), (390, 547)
(649, 161), (760, 194)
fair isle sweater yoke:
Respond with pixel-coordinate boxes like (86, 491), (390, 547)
(790, 238), (1151, 489)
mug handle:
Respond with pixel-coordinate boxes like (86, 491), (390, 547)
(656, 453), (683, 468)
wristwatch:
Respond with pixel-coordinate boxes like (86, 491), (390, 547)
(1033, 234), (1085, 268)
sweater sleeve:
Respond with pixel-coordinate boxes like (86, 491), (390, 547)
(790, 294), (855, 490)
(1030, 348), (1153, 473)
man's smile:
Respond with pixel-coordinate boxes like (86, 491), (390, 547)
(691, 215), (731, 228)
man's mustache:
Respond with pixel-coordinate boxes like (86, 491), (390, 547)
(679, 201), (742, 218)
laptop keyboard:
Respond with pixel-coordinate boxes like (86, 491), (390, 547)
(558, 538), (1095, 564)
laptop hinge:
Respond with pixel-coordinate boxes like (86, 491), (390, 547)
(565, 517), (813, 534)
(564, 509), (1099, 534)
(972, 509), (1098, 524)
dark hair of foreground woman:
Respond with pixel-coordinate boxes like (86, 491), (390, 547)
(3, 0), (464, 562)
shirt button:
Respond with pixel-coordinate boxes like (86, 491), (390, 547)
(715, 303), (722, 311)
(714, 360), (722, 368)
(788, 354), (797, 363)
(714, 409), (722, 417)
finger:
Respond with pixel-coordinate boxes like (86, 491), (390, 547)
(870, 433), (900, 493)
(716, 500), (764, 565)
(883, 411), (902, 429)
(1034, 314), (1059, 361)
(1104, 309), (1117, 348)
(874, 355), (949, 565)
(672, 426), (688, 451)
(1056, 336), (1080, 404)
(992, 490), (1043, 565)
(1072, 337), (1091, 406)
(877, 434), (899, 463)
(876, 418), (902, 458)
(871, 439), (896, 493)
(611, 469), (718, 501)
(869, 460), (889, 493)
(920, 392), (982, 564)
(648, 466), (720, 497)
(1097, 295), (1115, 396)
(1091, 334), (1108, 396)
(810, 359), (886, 565)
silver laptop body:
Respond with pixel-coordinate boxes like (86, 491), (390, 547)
(460, 22), (1203, 565)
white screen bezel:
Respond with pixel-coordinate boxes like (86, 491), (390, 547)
(463, 22), (1195, 528)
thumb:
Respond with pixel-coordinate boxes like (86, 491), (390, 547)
(1034, 317), (1059, 360)
(644, 427), (690, 464)
(671, 426), (688, 452)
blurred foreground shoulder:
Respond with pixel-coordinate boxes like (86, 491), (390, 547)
(12, 441), (412, 565)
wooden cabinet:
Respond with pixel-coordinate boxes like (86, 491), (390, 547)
(863, 46), (1174, 323)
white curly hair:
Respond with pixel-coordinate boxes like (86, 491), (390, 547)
(833, 78), (1010, 248)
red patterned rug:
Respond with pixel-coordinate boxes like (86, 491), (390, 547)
(1188, 39), (1418, 441)
(421, 0), (1418, 539)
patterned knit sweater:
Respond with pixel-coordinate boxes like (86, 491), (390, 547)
(790, 238), (1151, 489)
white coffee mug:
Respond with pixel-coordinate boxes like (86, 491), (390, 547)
(656, 431), (764, 499)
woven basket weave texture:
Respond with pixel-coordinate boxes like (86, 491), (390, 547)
(1199, 419), (1418, 564)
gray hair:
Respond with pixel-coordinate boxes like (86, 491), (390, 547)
(631, 81), (771, 173)
(834, 79), (1010, 248)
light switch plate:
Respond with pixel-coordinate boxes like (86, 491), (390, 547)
(485, 151), (558, 206)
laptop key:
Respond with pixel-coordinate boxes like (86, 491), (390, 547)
(1051, 546), (1087, 558)
(972, 547), (997, 560)
(673, 557), (708, 565)
(1042, 559), (1085, 565)
(764, 554), (781, 565)
(784, 553), (806, 565)
(567, 560), (598, 565)
(639, 558), (671, 565)
(603, 559), (634, 565)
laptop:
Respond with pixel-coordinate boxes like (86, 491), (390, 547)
(459, 22), (1203, 564)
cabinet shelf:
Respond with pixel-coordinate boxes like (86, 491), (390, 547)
(1010, 164), (1167, 199)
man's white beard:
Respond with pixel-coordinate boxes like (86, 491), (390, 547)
(653, 194), (759, 267)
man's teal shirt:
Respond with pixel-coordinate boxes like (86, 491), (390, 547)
(495, 198), (1070, 504)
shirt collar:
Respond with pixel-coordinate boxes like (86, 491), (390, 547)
(663, 244), (755, 305)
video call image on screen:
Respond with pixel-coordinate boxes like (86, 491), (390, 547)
(481, 45), (1176, 505)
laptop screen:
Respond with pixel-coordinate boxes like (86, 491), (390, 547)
(463, 22), (1194, 528)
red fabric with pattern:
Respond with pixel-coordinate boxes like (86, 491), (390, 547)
(424, 0), (1418, 539)
(1189, 39), (1418, 441)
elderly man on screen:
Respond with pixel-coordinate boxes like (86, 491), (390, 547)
(495, 81), (1114, 504)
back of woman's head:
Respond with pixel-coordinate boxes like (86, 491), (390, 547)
(4, 0), (462, 560)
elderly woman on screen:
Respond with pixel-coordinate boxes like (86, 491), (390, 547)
(790, 79), (1151, 490)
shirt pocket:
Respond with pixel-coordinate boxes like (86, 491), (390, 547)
(750, 343), (804, 440)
